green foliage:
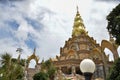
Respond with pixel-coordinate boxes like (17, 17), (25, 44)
(107, 3), (120, 45)
(47, 66), (56, 77)
(64, 79), (71, 80)
(107, 58), (120, 80)
(33, 71), (49, 80)
(33, 59), (56, 80)
(0, 53), (25, 80)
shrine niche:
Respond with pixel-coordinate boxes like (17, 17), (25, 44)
(70, 44), (79, 51)
(73, 38), (79, 42)
(79, 53), (89, 59)
(80, 44), (87, 50)
(66, 49), (78, 59)
(60, 56), (65, 60)
(63, 48), (68, 53)
(80, 37), (84, 41)
(90, 48), (102, 61)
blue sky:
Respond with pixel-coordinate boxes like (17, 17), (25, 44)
(0, 0), (120, 64)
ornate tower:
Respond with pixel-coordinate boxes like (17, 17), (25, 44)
(26, 6), (119, 80)
(53, 6), (110, 80)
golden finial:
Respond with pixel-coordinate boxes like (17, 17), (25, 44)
(72, 6), (87, 37)
(77, 5), (79, 13)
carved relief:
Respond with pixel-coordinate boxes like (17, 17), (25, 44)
(66, 50), (78, 59)
(80, 44), (87, 50)
(79, 53), (89, 59)
(74, 38), (79, 42)
(70, 44), (79, 51)
(63, 48), (68, 54)
(80, 37), (84, 41)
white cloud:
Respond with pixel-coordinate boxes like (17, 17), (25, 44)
(0, 0), (119, 63)
(0, 38), (31, 58)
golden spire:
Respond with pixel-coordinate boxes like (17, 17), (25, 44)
(72, 6), (87, 37)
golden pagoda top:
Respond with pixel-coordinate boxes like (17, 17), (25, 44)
(72, 6), (87, 37)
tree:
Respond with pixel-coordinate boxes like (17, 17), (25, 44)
(33, 71), (49, 80)
(107, 58), (120, 80)
(41, 59), (56, 80)
(0, 53), (25, 80)
(106, 3), (120, 45)
(33, 59), (56, 80)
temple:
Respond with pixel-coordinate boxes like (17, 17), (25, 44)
(26, 6), (119, 80)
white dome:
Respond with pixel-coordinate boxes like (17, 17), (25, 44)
(80, 59), (96, 73)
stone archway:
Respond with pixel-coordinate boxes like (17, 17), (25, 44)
(101, 40), (119, 60)
(27, 49), (39, 68)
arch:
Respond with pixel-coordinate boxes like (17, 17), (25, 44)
(117, 46), (120, 57)
(90, 48), (102, 60)
(70, 43), (79, 51)
(101, 40), (119, 60)
(28, 59), (36, 68)
(91, 48), (109, 61)
(104, 48), (114, 61)
(66, 49), (78, 59)
(27, 53), (39, 68)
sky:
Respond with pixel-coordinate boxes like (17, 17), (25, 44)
(0, 0), (120, 66)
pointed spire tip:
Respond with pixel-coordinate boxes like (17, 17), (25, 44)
(76, 5), (79, 13)
(33, 47), (36, 54)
